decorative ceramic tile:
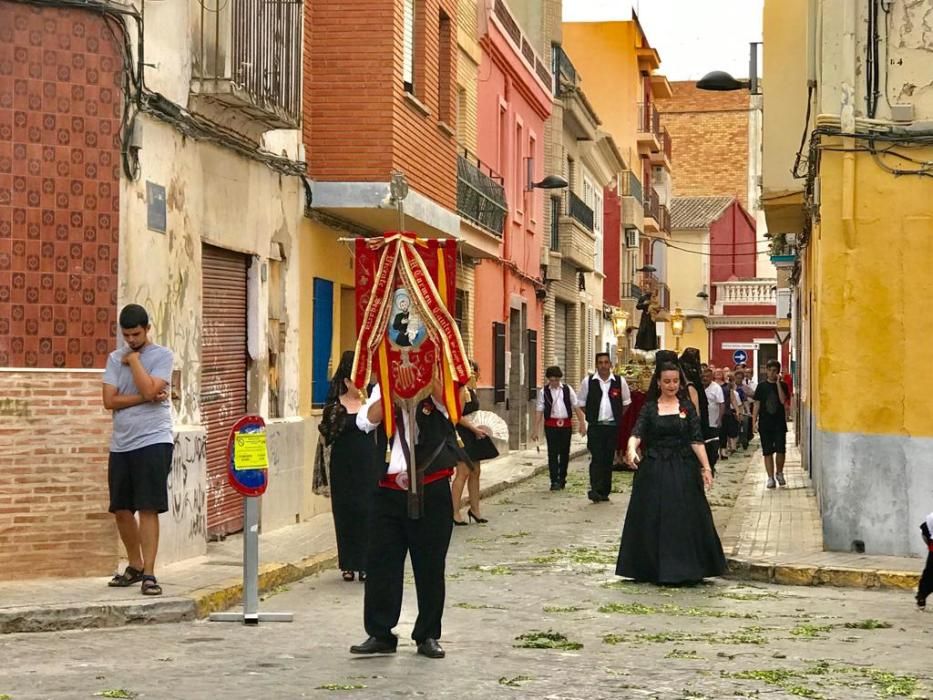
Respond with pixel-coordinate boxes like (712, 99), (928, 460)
(0, 5), (121, 368)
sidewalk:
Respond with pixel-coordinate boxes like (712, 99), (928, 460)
(722, 432), (923, 591)
(0, 437), (587, 634)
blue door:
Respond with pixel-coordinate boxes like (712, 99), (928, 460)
(312, 278), (334, 406)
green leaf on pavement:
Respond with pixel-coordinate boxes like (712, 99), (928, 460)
(498, 676), (533, 687)
(514, 630), (583, 650)
(316, 683), (366, 691)
(94, 691), (137, 699)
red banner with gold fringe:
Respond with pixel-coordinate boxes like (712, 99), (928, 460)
(352, 233), (468, 439)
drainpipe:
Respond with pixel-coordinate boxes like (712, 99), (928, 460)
(840, 0), (857, 250)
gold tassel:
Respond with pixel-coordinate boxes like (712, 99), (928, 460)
(385, 447), (391, 463)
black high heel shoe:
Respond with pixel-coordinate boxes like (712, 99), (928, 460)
(468, 510), (488, 524)
(453, 517), (468, 526)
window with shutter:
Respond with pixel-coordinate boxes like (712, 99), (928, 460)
(526, 329), (538, 399)
(493, 321), (506, 403)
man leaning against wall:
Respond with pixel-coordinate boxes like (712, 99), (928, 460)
(101, 304), (174, 596)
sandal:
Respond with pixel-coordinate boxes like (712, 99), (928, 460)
(140, 575), (162, 596)
(342, 570), (355, 582)
(108, 565), (144, 588)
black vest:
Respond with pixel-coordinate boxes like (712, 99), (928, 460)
(543, 384), (573, 420)
(375, 399), (459, 477)
(584, 374), (625, 424)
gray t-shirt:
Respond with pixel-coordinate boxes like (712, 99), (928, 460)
(103, 343), (174, 452)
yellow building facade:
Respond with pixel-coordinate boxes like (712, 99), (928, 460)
(763, 0), (933, 555)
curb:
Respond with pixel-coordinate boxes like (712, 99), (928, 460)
(0, 598), (197, 635)
(725, 557), (920, 591)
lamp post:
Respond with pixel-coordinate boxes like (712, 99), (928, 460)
(670, 305), (685, 353)
(611, 308), (630, 371)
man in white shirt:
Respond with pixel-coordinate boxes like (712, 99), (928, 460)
(533, 365), (585, 491)
(702, 366), (725, 475)
(577, 353), (632, 503)
(350, 376), (458, 660)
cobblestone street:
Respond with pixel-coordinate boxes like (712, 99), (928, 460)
(1, 451), (930, 700)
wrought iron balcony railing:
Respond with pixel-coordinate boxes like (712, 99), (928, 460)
(658, 204), (671, 233)
(637, 102), (661, 137)
(552, 44), (578, 97)
(567, 190), (594, 232)
(659, 126), (673, 161)
(620, 170), (643, 203)
(191, 0), (303, 128)
(457, 153), (507, 236)
(644, 187), (660, 222)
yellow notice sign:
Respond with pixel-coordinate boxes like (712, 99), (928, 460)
(234, 432), (269, 470)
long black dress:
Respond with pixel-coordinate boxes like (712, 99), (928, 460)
(634, 293), (658, 351)
(616, 399), (726, 584)
(455, 388), (499, 464)
(321, 401), (379, 572)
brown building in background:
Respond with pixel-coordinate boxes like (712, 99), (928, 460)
(655, 81), (750, 209)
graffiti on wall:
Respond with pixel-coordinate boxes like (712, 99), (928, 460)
(168, 432), (207, 541)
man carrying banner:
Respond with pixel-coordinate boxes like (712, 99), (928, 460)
(348, 232), (470, 660)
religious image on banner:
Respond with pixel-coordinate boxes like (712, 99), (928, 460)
(351, 232), (470, 444)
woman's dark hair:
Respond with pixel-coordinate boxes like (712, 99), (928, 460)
(326, 350), (356, 403)
(647, 354), (689, 401)
(679, 347), (702, 387)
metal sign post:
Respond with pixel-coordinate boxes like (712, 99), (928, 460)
(210, 415), (293, 626)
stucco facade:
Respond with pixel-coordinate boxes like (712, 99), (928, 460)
(763, 0), (933, 555)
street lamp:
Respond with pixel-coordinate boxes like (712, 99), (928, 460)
(670, 305), (685, 353)
(697, 42), (762, 95)
(611, 308), (630, 369)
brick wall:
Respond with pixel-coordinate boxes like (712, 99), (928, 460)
(0, 370), (117, 580)
(656, 81), (750, 208)
(0, 4), (122, 369)
(306, 0), (458, 211)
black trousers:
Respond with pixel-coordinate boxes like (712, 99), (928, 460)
(363, 479), (454, 643)
(705, 439), (720, 477)
(587, 424), (617, 498)
(545, 427), (572, 485)
(919, 551), (933, 602)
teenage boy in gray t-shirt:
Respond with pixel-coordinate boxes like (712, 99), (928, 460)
(102, 304), (174, 596)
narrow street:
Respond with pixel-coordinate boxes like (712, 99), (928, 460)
(1, 452), (929, 700)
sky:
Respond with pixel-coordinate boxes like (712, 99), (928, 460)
(562, 0), (764, 81)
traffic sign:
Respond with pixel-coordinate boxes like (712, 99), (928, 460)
(732, 349), (748, 365)
(775, 329), (792, 345)
(226, 415), (269, 497)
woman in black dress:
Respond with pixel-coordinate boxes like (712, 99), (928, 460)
(451, 362), (499, 525)
(319, 351), (379, 582)
(616, 357), (726, 585)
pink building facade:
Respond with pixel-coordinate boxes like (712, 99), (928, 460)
(472, 1), (552, 448)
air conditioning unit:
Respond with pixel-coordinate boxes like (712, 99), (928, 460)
(624, 227), (640, 249)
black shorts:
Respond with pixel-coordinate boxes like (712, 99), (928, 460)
(108, 443), (173, 513)
(759, 429), (787, 457)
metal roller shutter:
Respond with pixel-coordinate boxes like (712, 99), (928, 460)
(201, 244), (249, 537)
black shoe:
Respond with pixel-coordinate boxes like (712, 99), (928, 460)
(550, 482), (560, 491)
(416, 638), (446, 659)
(559, 480), (567, 490)
(350, 636), (397, 655)
(453, 517), (468, 526)
(587, 490), (600, 503)
(917, 594), (926, 610)
(600, 494), (611, 503)
(467, 510), (488, 524)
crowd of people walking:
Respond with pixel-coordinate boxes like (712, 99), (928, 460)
(308, 346), (795, 658)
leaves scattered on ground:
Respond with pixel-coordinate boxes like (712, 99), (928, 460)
(722, 662), (924, 699)
(453, 602), (507, 610)
(94, 692), (137, 700)
(514, 630), (583, 651)
(843, 618), (893, 630)
(462, 563), (513, 576)
(543, 605), (585, 613)
(315, 683), (366, 691)
(597, 601), (757, 620)
(498, 675), (533, 687)
(604, 627), (769, 646)
(500, 531), (531, 539)
(790, 623), (833, 639)
(666, 648), (701, 659)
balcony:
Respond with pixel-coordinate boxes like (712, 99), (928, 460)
(457, 153), (507, 238)
(643, 187), (661, 233)
(658, 203), (671, 233)
(636, 102), (661, 154)
(713, 279), (777, 314)
(558, 191), (596, 271)
(620, 170), (643, 203)
(552, 44), (578, 97)
(190, 0), (302, 130)
(769, 233), (798, 268)
(650, 126), (673, 170)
